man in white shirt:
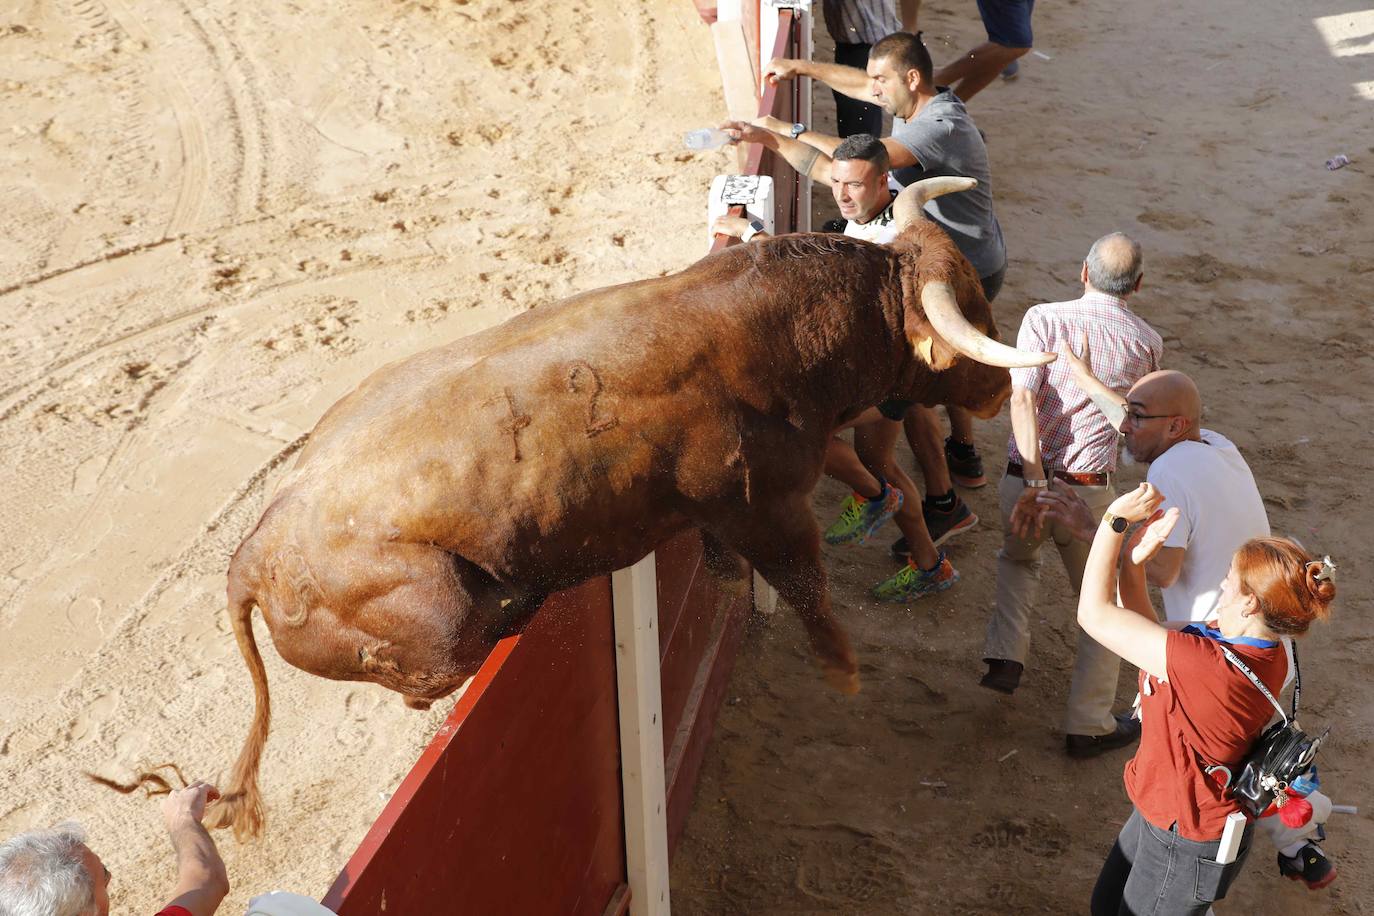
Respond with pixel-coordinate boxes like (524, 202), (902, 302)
(1048, 366), (1268, 620)
(1117, 371), (1269, 618)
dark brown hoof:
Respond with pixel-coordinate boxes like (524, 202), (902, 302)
(403, 695), (433, 710)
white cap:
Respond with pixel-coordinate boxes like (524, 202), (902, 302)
(243, 891), (337, 916)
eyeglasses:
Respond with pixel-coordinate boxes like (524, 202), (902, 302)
(1124, 408), (1173, 425)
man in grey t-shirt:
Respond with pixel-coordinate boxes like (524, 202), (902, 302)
(889, 89), (1006, 283)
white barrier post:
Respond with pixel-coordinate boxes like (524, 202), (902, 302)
(612, 553), (671, 916)
(707, 174), (775, 247)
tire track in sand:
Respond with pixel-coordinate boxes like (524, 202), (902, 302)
(99, 0), (212, 237)
(170, 0), (269, 219)
(0, 252), (443, 424)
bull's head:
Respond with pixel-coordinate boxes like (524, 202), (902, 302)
(888, 178), (1054, 416)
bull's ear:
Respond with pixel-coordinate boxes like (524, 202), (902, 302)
(896, 248), (959, 371)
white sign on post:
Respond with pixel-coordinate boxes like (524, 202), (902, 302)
(707, 174), (775, 247)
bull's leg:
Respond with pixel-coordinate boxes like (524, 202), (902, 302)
(703, 496), (858, 694)
(700, 530), (749, 586)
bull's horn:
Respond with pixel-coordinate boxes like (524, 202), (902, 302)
(893, 177), (978, 231)
(921, 281), (1056, 368)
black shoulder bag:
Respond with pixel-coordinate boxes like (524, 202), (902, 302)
(1216, 642), (1328, 818)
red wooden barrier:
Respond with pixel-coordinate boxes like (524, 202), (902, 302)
(321, 6), (804, 911)
(322, 578), (627, 915)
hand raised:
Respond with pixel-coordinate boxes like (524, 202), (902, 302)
(1064, 332), (1092, 378)
(718, 119), (770, 145)
(1107, 482), (1165, 524)
(1128, 507), (1180, 566)
(162, 782), (221, 831)
(711, 215), (750, 238)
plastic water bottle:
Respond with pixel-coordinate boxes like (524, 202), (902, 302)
(684, 128), (730, 151)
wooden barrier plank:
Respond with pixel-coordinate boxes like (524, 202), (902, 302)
(612, 555), (671, 916)
(322, 578), (624, 915)
(665, 585), (751, 856)
(711, 18), (758, 120)
(652, 531), (700, 659)
(657, 543), (724, 758)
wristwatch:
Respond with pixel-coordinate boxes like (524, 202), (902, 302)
(740, 218), (766, 242)
(1022, 477), (1048, 489)
(1102, 512), (1130, 534)
(788, 122), (807, 139)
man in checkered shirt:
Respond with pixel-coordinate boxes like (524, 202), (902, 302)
(980, 232), (1164, 759)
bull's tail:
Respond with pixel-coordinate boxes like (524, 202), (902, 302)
(204, 583), (271, 840)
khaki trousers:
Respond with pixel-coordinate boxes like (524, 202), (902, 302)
(984, 473), (1119, 736)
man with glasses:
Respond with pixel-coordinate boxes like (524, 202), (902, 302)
(1041, 366), (1270, 626)
(980, 232), (1162, 760)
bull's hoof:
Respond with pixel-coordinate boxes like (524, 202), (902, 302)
(823, 666), (861, 696)
(403, 695), (433, 710)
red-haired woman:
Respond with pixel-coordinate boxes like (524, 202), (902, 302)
(1077, 482), (1335, 915)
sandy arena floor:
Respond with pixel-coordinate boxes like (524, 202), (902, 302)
(0, 0), (1369, 914)
(0, 2), (719, 911)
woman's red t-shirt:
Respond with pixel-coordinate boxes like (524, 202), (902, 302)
(1123, 630), (1287, 841)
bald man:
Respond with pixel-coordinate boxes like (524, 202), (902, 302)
(982, 232), (1163, 760)
(1056, 366), (1270, 622)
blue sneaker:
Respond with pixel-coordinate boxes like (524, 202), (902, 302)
(823, 485), (903, 546)
(872, 552), (959, 602)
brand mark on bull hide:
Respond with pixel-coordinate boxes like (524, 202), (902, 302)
(275, 546), (323, 627)
(567, 360), (618, 437)
(487, 387), (532, 461)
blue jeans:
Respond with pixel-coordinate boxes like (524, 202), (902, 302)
(1091, 807), (1253, 915)
(976, 0), (1035, 48)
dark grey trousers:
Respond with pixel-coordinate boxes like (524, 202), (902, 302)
(1091, 807), (1254, 915)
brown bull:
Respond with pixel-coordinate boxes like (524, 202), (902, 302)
(195, 178), (1051, 837)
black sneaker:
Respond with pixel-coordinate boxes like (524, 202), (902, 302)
(1278, 842), (1337, 890)
(980, 658), (1023, 694)
(944, 437), (987, 489)
(923, 496), (978, 547)
(1065, 713), (1142, 759)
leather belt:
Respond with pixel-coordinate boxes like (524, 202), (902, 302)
(1007, 461), (1109, 487)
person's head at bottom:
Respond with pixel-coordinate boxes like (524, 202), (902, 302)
(0, 822), (110, 916)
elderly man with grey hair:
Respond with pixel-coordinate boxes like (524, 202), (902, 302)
(0, 783), (227, 916)
(980, 232), (1164, 759)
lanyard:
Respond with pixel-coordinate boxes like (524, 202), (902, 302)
(1181, 623), (1279, 650)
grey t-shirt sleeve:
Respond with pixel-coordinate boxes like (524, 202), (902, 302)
(889, 115), (947, 177)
